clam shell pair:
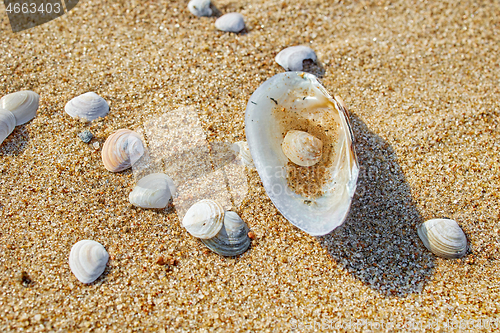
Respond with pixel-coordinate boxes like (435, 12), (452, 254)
(0, 91), (39, 144)
(182, 199), (251, 256)
(129, 173), (177, 209)
(417, 218), (467, 259)
(65, 92), (109, 121)
(102, 129), (145, 172)
(245, 72), (359, 236)
(69, 240), (109, 284)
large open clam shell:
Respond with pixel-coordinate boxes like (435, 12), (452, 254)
(69, 240), (109, 284)
(182, 199), (225, 239)
(245, 72), (358, 236)
(65, 92), (109, 121)
(201, 211), (251, 257)
(102, 129), (145, 172)
(129, 173), (176, 209)
(0, 90), (39, 125)
(0, 108), (16, 145)
(417, 218), (467, 259)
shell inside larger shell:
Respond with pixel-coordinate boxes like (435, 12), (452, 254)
(245, 72), (358, 236)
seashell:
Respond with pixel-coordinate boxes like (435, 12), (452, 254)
(0, 90), (39, 125)
(282, 130), (323, 167)
(69, 240), (109, 284)
(182, 199), (224, 239)
(275, 46), (317, 71)
(129, 173), (176, 209)
(245, 72), (358, 236)
(188, 0), (212, 17)
(417, 218), (467, 259)
(0, 108), (16, 145)
(201, 211), (251, 256)
(231, 141), (255, 168)
(102, 129), (145, 172)
(78, 129), (93, 143)
(65, 92), (109, 121)
(215, 13), (245, 33)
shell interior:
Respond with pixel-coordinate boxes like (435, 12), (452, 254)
(417, 218), (467, 259)
(0, 90), (39, 125)
(275, 46), (317, 71)
(182, 199), (225, 239)
(68, 240), (109, 284)
(245, 72), (358, 236)
(201, 211), (251, 256)
(129, 173), (176, 209)
(65, 92), (109, 121)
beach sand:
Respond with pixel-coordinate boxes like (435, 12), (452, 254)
(0, 0), (499, 331)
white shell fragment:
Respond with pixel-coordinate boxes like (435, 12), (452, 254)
(417, 218), (467, 259)
(0, 108), (16, 145)
(201, 211), (251, 256)
(69, 240), (109, 284)
(182, 199), (224, 239)
(129, 173), (176, 209)
(245, 72), (358, 236)
(102, 129), (145, 172)
(215, 13), (245, 33)
(188, 0), (212, 17)
(65, 92), (109, 121)
(282, 130), (323, 167)
(0, 90), (39, 125)
(275, 46), (317, 71)
(231, 141), (255, 168)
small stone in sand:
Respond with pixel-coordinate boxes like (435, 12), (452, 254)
(78, 130), (93, 143)
(188, 0), (212, 17)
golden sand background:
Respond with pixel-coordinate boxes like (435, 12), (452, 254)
(1, 0), (499, 331)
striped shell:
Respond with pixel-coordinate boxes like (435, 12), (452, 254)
(417, 218), (467, 259)
(282, 130), (323, 167)
(102, 129), (145, 172)
(129, 173), (176, 209)
(182, 199), (224, 239)
(69, 240), (109, 284)
(65, 92), (109, 121)
(201, 211), (251, 256)
(0, 90), (39, 125)
(0, 108), (16, 145)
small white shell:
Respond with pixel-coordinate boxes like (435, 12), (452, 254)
(0, 90), (39, 125)
(275, 46), (317, 71)
(69, 240), (109, 284)
(65, 92), (109, 121)
(0, 108), (16, 145)
(201, 211), (251, 256)
(182, 199), (224, 239)
(417, 218), (467, 259)
(102, 129), (145, 172)
(129, 173), (176, 209)
(215, 13), (245, 33)
(282, 130), (323, 167)
(231, 141), (255, 168)
(188, 0), (212, 16)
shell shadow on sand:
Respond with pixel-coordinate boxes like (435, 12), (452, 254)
(0, 124), (30, 156)
(318, 114), (435, 297)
